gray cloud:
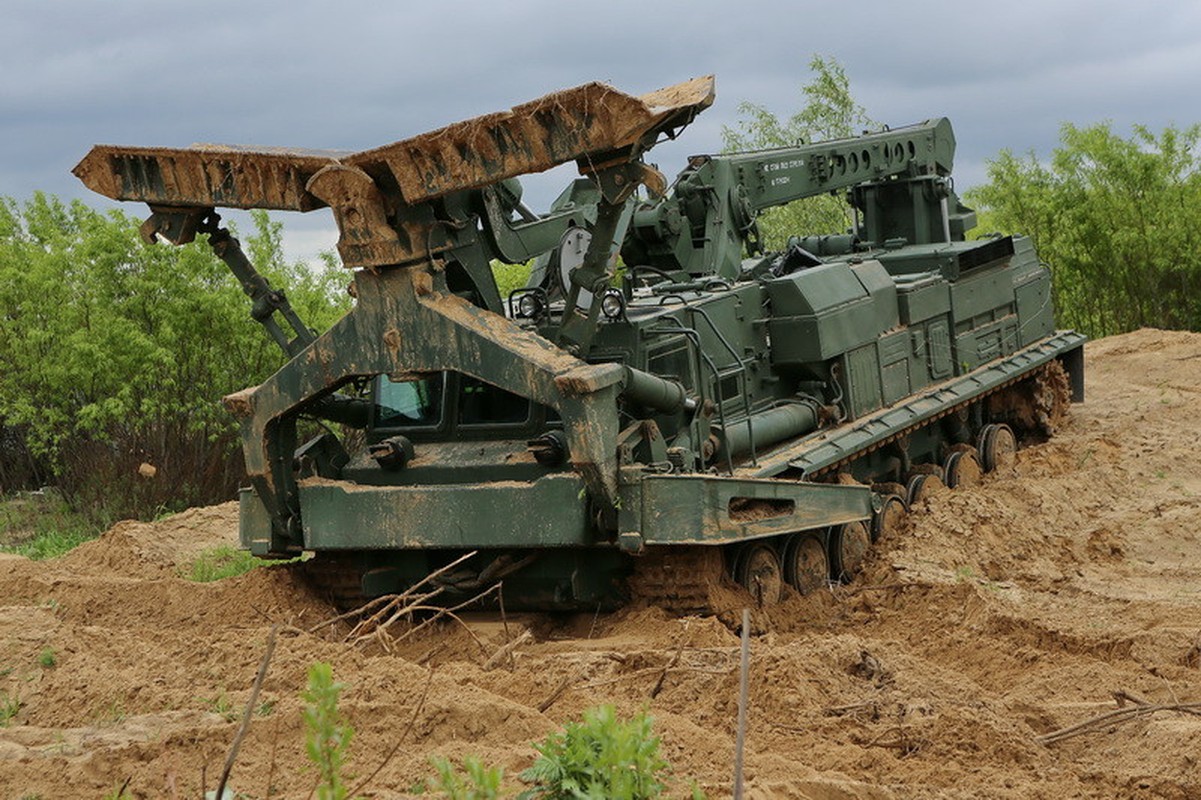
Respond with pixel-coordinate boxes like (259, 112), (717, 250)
(5, 0), (1200, 263)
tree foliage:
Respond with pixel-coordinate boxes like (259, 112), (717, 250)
(721, 55), (875, 248)
(967, 123), (1201, 337)
(0, 194), (349, 522)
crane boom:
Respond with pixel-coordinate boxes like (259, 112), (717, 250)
(621, 118), (959, 279)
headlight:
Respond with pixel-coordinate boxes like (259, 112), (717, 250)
(516, 292), (545, 319)
(600, 289), (626, 320)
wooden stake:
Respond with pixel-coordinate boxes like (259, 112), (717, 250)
(215, 625), (279, 800)
(733, 608), (750, 800)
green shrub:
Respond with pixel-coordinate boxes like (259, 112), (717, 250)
(520, 705), (668, 799)
(0, 197), (349, 523)
(428, 755), (505, 799)
(491, 261), (533, 300)
(0, 691), (20, 726)
(302, 662), (354, 800)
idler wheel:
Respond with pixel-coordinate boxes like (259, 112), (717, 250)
(872, 494), (907, 543)
(733, 543), (784, 605)
(782, 533), (829, 595)
(944, 450), (983, 489)
(829, 520), (871, 581)
(978, 423), (1018, 472)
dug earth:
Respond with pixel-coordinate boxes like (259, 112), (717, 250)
(1, 328), (1199, 798)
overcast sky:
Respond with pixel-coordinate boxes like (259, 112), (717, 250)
(5, 0), (1201, 264)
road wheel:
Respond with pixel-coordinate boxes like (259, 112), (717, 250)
(782, 534), (828, 595)
(733, 543), (784, 605)
(872, 494), (907, 543)
(979, 423), (1018, 472)
(829, 520), (871, 582)
(944, 449), (983, 489)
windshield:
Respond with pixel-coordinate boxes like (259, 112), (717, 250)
(375, 373), (531, 430)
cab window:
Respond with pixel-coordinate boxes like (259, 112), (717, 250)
(458, 376), (530, 425)
(376, 374), (445, 427)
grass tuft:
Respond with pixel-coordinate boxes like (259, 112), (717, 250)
(0, 492), (99, 560)
(185, 545), (281, 582)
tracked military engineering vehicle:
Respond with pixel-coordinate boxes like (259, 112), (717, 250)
(75, 76), (1084, 610)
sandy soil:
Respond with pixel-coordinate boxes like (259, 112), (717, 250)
(2, 328), (1200, 799)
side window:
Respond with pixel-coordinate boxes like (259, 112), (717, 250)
(458, 377), (530, 425)
(646, 342), (694, 390)
(377, 374), (445, 428)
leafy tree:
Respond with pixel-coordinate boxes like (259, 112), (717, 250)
(0, 194), (349, 522)
(967, 123), (1201, 337)
(721, 55), (875, 248)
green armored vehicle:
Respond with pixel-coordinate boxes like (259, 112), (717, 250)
(75, 76), (1084, 610)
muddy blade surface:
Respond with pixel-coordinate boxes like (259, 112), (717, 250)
(72, 76), (715, 210)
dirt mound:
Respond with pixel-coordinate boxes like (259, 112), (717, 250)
(60, 501), (241, 578)
(3, 328), (1201, 798)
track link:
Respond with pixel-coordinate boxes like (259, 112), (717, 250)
(628, 546), (727, 612)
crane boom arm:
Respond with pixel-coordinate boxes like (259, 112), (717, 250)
(721, 117), (954, 213)
(621, 118), (957, 279)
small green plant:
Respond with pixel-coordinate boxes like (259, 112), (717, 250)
(0, 691), (21, 726)
(428, 755), (504, 799)
(186, 546), (275, 582)
(303, 662), (354, 800)
(201, 691), (238, 723)
(94, 698), (127, 725)
(37, 647), (56, 669)
(520, 705), (668, 799)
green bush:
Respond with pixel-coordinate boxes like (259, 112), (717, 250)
(491, 261), (533, 300)
(520, 705), (668, 799)
(0, 196), (350, 523)
(967, 122), (1201, 337)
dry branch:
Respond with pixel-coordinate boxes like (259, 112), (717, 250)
(347, 668), (435, 797)
(1037, 702), (1201, 745)
(349, 583), (501, 650)
(650, 621), (691, 699)
(309, 549), (479, 635)
(538, 673), (577, 713)
(484, 629), (533, 671)
(824, 700), (880, 717)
